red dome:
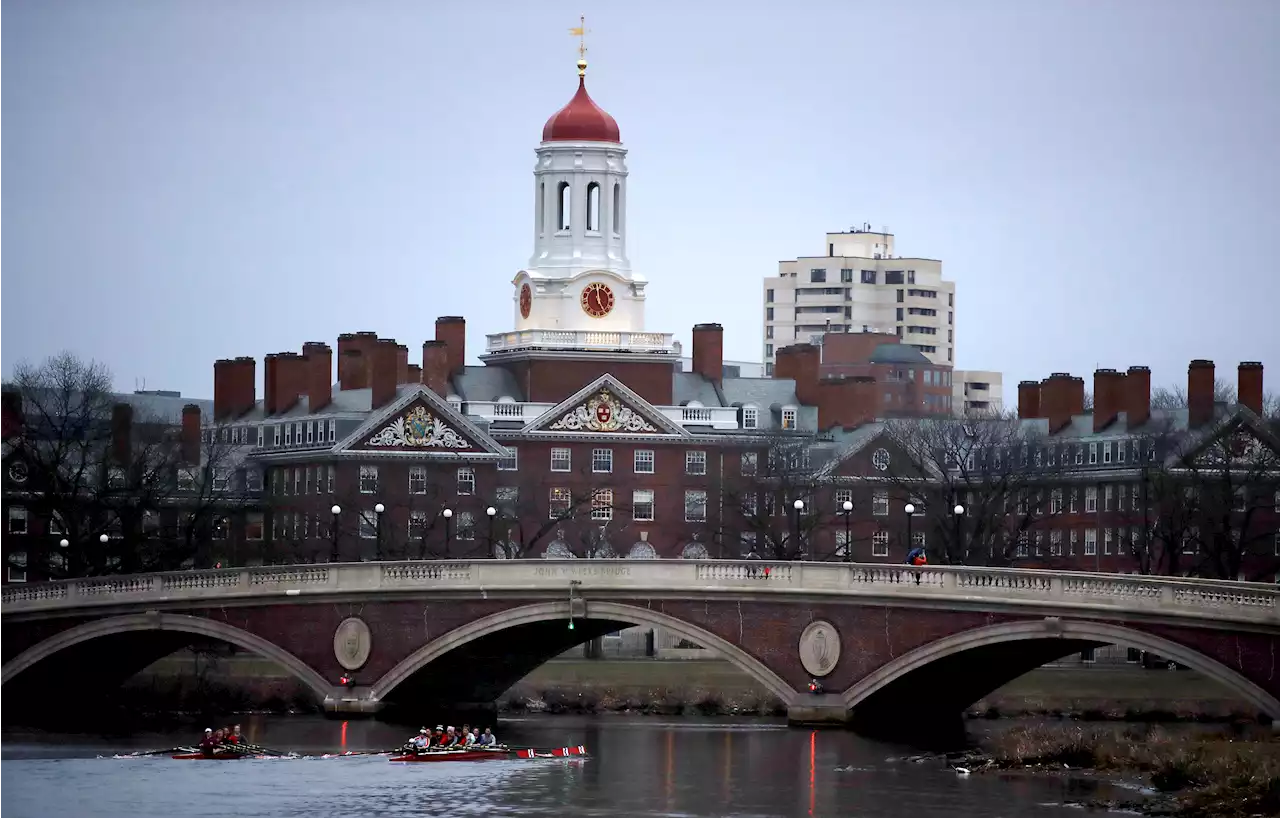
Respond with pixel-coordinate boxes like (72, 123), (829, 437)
(541, 75), (621, 143)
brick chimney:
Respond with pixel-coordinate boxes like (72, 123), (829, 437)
(1238, 362), (1264, 415)
(264, 354), (280, 415)
(231, 357), (257, 418)
(396, 344), (410, 384)
(817, 374), (879, 428)
(371, 339), (400, 409)
(691, 323), (725, 384)
(1041, 373), (1084, 434)
(1125, 366), (1151, 428)
(275, 352), (308, 415)
(181, 404), (202, 464)
(302, 342), (333, 413)
(1092, 368), (1126, 432)
(406, 363), (422, 383)
(422, 341), (450, 397)
(1188, 359), (1215, 427)
(1, 390), (23, 439)
(111, 403), (133, 464)
(435, 316), (466, 377)
(213, 359), (235, 420)
(1017, 380), (1042, 419)
(337, 332), (379, 390)
(773, 343), (821, 407)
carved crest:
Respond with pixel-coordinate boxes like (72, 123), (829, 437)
(548, 389), (659, 434)
(366, 405), (471, 449)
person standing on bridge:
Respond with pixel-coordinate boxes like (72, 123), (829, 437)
(906, 547), (927, 567)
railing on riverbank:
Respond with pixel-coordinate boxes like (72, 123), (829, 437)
(3, 560), (1277, 626)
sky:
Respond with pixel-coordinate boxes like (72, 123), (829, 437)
(3, 0), (1278, 407)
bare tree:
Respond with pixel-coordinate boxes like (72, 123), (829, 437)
(4, 352), (237, 577)
(494, 464), (624, 558)
(719, 434), (837, 560)
(1150, 378), (1237, 410)
(880, 414), (1050, 566)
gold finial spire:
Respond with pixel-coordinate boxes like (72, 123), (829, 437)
(569, 15), (589, 75)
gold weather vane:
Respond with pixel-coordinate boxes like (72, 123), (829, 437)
(569, 15), (589, 74)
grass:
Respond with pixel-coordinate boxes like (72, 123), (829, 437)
(982, 723), (1280, 816)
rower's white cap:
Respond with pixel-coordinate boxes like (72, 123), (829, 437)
(205, 728), (212, 733)
(419, 728), (427, 734)
(435, 725), (443, 730)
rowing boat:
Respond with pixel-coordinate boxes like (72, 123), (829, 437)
(388, 745), (587, 763)
(170, 752), (247, 760)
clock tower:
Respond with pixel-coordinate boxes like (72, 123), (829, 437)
(505, 58), (655, 338)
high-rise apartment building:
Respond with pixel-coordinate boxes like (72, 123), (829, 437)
(763, 226), (956, 373)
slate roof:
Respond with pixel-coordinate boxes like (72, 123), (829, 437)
(867, 344), (931, 365)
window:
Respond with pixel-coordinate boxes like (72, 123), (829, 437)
(244, 512), (264, 542)
(108, 467), (127, 489)
(1050, 489), (1063, 514)
(912, 531), (926, 550)
(293, 468), (302, 495)
(457, 511), (475, 540)
(1069, 529), (1078, 556)
(1104, 528), (1113, 555)
(1050, 530), (1063, 556)
(781, 408), (797, 429)
(8, 552), (26, 583)
(549, 488), (571, 518)
(592, 489), (614, 521)
(272, 425), (281, 446)
(409, 467), (428, 494)
(872, 531), (889, 557)
(633, 489), (655, 521)
(557, 181), (571, 230)
(307, 423), (315, 445)
(810, 268), (827, 283)
(8, 506), (28, 535)
(840, 268), (853, 283)
(1074, 446), (1083, 465)
(766, 288), (774, 302)
(1117, 441), (1126, 463)
(327, 466), (335, 494)
(551, 448), (571, 472)
(593, 448), (613, 473)
(1016, 532), (1029, 557)
(1084, 528), (1097, 556)
(1085, 486), (1097, 513)
(1069, 489), (1078, 513)
(1088, 443), (1098, 465)
(885, 271), (904, 285)
(685, 450), (707, 475)
(586, 182), (600, 231)
(498, 447), (518, 471)
(861, 269), (876, 284)
(456, 468), (475, 495)
(685, 490), (707, 522)
(742, 407), (759, 429)
(256, 426), (265, 448)
(873, 490), (889, 516)
(328, 419), (337, 442)
(1104, 484), (1114, 512)
(212, 517), (229, 541)
(409, 511), (428, 540)
(1103, 441), (1112, 464)
(835, 488), (853, 508)
(359, 465), (379, 494)
(294, 423), (302, 446)
(741, 452), (757, 476)
(634, 450), (654, 474)
(612, 183), (621, 233)
(285, 424), (293, 446)
(359, 512), (377, 539)
(1233, 487), (1247, 512)
(1132, 484), (1141, 511)
(495, 486), (519, 516)
(766, 307), (774, 321)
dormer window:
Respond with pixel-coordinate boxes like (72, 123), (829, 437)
(781, 406), (798, 430)
(742, 406), (759, 429)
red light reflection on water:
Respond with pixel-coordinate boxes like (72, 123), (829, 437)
(341, 721), (348, 750)
(809, 730), (816, 816)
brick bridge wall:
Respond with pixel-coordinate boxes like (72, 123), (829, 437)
(5, 596), (1278, 728)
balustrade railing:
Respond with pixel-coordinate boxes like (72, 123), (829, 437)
(3, 561), (1276, 626)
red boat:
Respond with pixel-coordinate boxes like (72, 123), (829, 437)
(170, 752), (246, 760)
(388, 745), (587, 763)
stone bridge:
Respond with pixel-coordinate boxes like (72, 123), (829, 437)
(3, 561), (1278, 733)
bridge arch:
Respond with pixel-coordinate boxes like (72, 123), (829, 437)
(841, 618), (1280, 723)
(370, 600), (797, 706)
(1, 613), (334, 704)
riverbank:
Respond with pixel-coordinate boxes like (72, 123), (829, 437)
(970, 723), (1280, 816)
(117, 654), (1262, 722)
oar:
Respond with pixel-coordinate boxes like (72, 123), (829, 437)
(122, 747), (192, 757)
(219, 742), (295, 758)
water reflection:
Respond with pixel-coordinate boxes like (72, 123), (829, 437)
(2, 715), (1143, 818)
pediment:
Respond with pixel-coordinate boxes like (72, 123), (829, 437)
(1179, 415), (1280, 472)
(522, 375), (690, 437)
(336, 387), (507, 457)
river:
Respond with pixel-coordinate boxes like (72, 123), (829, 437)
(1, 715), (1141, 817)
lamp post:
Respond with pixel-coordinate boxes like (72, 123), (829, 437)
(792, 498), (805, 560)
(330, 504), (342, 562)
(442, 508), (453, 557)
(841, 499), (854, 562)
(486, 506), (497, 558)
(99, 533), (109, 544)
(374, 502), (385, 561)
(952, 503), (965, 564)
(904, 503), (915, 558)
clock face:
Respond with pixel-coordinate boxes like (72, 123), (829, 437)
(519, 284), (532, 319)
(580, 282), (614, 318)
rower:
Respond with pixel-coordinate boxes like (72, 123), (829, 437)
(411, 729), (430, 751)
(199, 728), (215, 757)
(478, 728), (496, 746)
(460, 724), (473, 746)
(224, 725), (239, 745)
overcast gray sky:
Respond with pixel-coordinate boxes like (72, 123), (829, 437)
(3, 0), (1278, 405)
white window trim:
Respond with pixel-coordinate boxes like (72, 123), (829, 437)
(551, 448), (572, 472)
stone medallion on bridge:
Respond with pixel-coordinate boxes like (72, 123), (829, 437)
(333, 617), (372, 671)
(799, 620), (841, 678)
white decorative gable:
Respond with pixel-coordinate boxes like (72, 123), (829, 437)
(549, 388), (658, 434)
(366, 405), (470, 449)
(523, 374), (690, 437)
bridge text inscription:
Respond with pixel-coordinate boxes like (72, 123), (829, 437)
(533, 566), (633, 579)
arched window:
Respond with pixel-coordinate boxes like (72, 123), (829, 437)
(538, 183), (545, 234)
(586, 182), (600, 231)
(612, 183), (621, 233)
(557, 182), (571, 230)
